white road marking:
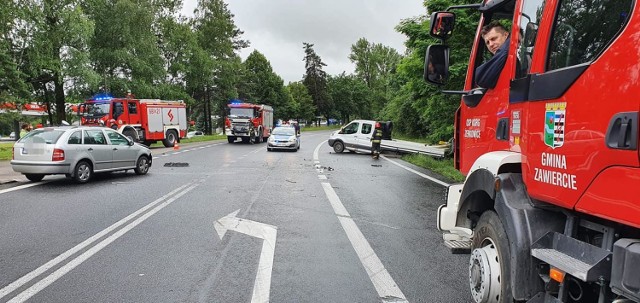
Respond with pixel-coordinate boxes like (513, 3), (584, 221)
(0, 181), (51, 195)
(1, 181), (201, 302)
(381, 155), (451, 187)
(214, 210), (278, 303)
(321, 182), (408, 302)
(318, 175), (327, 180)
(313, 140), (407, 302)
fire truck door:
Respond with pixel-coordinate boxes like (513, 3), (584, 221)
(112, 101), (127, 126)
(126, 101), (140, 124)
(513, 0), (637, 209)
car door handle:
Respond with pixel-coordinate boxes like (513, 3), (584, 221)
(113, 148), (118, 151)
(87, 148), (93, 151)
(606, 112), (638, 150)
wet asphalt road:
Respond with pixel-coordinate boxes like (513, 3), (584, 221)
(0, 131), (470, 303)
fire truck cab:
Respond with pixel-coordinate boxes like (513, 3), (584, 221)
(225, 102), (273, 144)
(425, 0), (639, 302)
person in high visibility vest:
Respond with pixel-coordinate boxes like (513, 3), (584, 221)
(371, 122), (383, 159)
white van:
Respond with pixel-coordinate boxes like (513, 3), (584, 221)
(328, 119), (446, 157)
(328, 120), (377, 153)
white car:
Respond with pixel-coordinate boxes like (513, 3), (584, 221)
(267, 126), (300, 151)
(186, 130), (204, 138)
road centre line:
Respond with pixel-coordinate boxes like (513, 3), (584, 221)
(381, 155), (451, 187)
(320, 183), (408, 302)
(0, 181), (198, 301)
(314, 141), (407, 302)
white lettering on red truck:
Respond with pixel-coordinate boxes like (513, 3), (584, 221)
(534, 152), (577, 190)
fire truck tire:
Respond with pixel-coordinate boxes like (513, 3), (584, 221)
(470, 211), (513, 303)
(123, 128), (137, 142)
(73, 160), (92, 184)
(162, 130), (177, 147)
(134, 156), (150, 175)
(333, 141), (345, 153)
(227, 136), (235, 143)
(263, 136), (268, 143)
(254, 133), (261, 144)
(25, 174), (44, 182)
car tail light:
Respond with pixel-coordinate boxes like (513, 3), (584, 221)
(52, 148), (65, 161)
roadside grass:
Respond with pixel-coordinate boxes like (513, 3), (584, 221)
(0, 142), (13, 161)
(401, 153), (465, 183)
(180, 134), (226, 143)
(300, 125), (341, 132)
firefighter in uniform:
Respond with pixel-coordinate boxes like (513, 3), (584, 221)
(371, 122), (383, 159)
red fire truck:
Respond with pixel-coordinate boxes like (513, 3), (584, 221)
(425, 0), (639, 302)
(225, 102), (273, 144)
(79, 94), (187, 147)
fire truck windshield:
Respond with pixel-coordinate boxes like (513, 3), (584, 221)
(82, 103), (110, 117)
(229, 108), (255, 118)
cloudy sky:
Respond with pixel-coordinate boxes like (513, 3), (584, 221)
(181, 1), (427, 83)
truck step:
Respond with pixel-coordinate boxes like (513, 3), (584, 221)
(531, 232), (611, 282)
(444, 239), (471, 254)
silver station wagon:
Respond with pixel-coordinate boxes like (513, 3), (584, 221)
(11, 126), (152, 183)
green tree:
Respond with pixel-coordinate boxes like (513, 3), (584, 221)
(286, 81), (316, 123)
(240, 50), (288, 120)
(191, 0), (247, 133)
(328, 73), (370, 122)
(349, 38), (401, 116)
(302, 42), (332, 123)
(20, 0), (96, 123)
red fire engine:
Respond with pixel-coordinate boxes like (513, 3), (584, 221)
(425, 0), (639, 302)
(225, 102), (273, 144)
(79, 93), (187, 147)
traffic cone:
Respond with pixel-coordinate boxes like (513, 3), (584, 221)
(173, 142), (180, 150)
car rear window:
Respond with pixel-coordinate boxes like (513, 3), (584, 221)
(19, 129), (65, 144)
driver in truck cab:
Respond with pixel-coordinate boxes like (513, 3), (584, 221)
(474, 21), (510, 89)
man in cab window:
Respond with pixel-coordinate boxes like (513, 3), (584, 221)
(475, 21), (510, 89)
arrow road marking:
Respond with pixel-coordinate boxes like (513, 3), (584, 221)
(214, 210), (278, 303)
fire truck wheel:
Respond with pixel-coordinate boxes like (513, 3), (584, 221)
(134, 156), (150, 175)
(73, 160), (92, 184)
(123, 129), (137, 142)
(333, 141), (345, 153)
(227, 136), (235, 143)
(25, 174), (44, 182)
(469, 211), (513, 303)
(162, 130), (177, 147)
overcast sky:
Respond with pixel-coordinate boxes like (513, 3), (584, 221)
(181, 1), (426, 83)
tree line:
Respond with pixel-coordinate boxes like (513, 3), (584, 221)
(0, 0), (477, 143)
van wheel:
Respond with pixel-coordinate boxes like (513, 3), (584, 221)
(134, 156), (150, 175)
(25, 174), (44, 182)
(333, 141), (344, 153)
(469, 211), (513, 303)
(73, 160), (92, 184)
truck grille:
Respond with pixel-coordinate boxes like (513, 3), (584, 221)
(232, 122), (251, 132)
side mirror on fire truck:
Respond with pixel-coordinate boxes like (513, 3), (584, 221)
(424, 45), (450, 86)
(429, 12), (456, 41)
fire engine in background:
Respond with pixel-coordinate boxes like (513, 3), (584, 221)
(225, 102), (273, 144)
(79, 94), (187, 147)
(425, 0), (639, 302)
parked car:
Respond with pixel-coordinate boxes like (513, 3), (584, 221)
(11, 126), (152, 183)
(9, 132), (15, 140)
(186, 130), (204, 138)
(267, 126), (300, 151)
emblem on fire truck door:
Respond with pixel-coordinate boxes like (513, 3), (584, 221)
(544, 102), (566, 148)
